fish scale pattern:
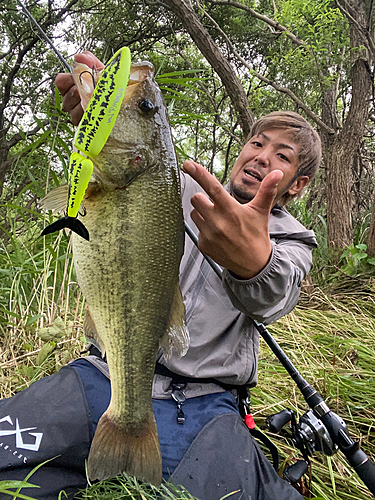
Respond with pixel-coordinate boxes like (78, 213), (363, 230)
(71, 63), (186, 486)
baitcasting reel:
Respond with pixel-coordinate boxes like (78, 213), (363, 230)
(266, 408), (344, 484)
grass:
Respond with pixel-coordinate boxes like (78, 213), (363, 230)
(250, 280), (375, 499)
(1, 225), (375, 499)
(74, 474), (199, 499)
(0, 213), (86, 397)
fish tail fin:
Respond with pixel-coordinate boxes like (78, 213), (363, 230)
(41, 216), (90, 241)
(87, 411), (162, 486)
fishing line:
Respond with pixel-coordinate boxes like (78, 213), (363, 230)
(16, 0), (71, 72)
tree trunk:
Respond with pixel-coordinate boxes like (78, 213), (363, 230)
(324, 137), (354, 248)
(324, 0), (372, 249)
(161, 0), (255, 138)
(367, 197), (375, 256)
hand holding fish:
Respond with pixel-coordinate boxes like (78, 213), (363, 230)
(183, 160), (284, 279)
(44, 48), (132, 241)
(56, 51), (104, 125)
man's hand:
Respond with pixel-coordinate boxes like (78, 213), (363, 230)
(183, 160), (284, 279)
(55, 51), (104, 126)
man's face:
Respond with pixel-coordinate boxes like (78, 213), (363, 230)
(229, 129), (309, 204)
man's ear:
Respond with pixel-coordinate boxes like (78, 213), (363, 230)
(288, 175), (309, 195)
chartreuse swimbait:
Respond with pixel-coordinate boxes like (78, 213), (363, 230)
(42, 46), (131, 241)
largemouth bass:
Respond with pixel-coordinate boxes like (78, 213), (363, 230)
(43, 59), (188, 485)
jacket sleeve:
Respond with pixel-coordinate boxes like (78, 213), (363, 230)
(222, 237), (313, 325)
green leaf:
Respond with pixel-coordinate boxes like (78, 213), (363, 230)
(0, 481), (39, 490)
(26, 314), (44, 327)
(35, 342), (56, 365)
(157, 69), (206, 77)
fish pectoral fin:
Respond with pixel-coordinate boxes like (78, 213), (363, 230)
(40, 184), (69, 214)
(41, 216), (90, 241)
(40, 182), (95, 215)
(83, 307), (106, 356)
(87, 411), (162, 486)
(160, 284), (189, 359)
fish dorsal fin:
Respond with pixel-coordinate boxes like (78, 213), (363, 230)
(83, 307), (106, 356)
(160, 284), (189, 359)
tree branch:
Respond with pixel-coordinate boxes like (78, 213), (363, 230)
(1, 0), (80, 126)
(7, 120), (50, 149)
(207, 0), (306, 47)
(336, 0), (375, 60)
(200, 6), (335, 135)
(158, 0), (255, 137)
(166, 28), (243, 145)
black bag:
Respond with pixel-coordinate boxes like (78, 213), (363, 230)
(171, 412), (303, 500)
(0, 366), (92, 499)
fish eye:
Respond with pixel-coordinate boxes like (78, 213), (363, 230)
(138, 99), (156, 115)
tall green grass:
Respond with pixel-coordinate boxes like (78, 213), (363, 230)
(0, 200), (85, 396)
(251, 285), (375, 500)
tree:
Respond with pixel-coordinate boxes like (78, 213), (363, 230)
(0, 0), (81, 193)
(157, 0), (374, 250)
(2, 0), (375, 254)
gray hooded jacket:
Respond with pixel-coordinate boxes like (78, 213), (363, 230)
(153, 172), (317, 398)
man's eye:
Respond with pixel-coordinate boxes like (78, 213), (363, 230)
(252, 141), (262, 147)
(138, 99), (156, 115)
(278, 153), (289, 162)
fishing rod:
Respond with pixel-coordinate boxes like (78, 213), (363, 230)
(184, 221), (375, 495)
(16, 2), (375, 493)
(17, 0), (71, 72)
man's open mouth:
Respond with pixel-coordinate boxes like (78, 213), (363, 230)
(244, 168), (263, 182)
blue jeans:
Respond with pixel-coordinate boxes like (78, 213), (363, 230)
(70, 358), (239, 479)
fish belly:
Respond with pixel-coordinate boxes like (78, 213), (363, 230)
(72, 168), (183, 485)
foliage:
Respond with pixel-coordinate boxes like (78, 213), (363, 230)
(0, 480), (39, 500)
(0, 459), (59, 499)
(253, 283), (375, 499)
(0, 213), (84, 395)
(74, 474), (199, 499)
(338, 244), (375, 276)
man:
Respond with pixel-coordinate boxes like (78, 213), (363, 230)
(0, 51), (321, 500)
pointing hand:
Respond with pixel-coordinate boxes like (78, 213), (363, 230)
(183, 160), (283, 279)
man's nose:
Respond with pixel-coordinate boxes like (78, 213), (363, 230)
(254, 148), (271, 167)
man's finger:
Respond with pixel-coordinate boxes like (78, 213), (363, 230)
(74, 51), (105, 71)
(55, 73), (75, 96)
(183, 160), (232, 209)
(251, 170), (284, 213)
(190, 192), (214, 218)
(69, 104), (85, 127)
(61, 85), (81, 112)
(190, 208), (205, 231)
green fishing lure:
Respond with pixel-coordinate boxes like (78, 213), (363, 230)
(42, 47), (131, 241)
(75, 47), (131, 158)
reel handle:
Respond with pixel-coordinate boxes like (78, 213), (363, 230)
(266, 409), (293, 433)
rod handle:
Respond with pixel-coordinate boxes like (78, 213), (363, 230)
(348, 451), (375, 497)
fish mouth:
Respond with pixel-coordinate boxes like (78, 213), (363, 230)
(243, 167), (263, 182)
